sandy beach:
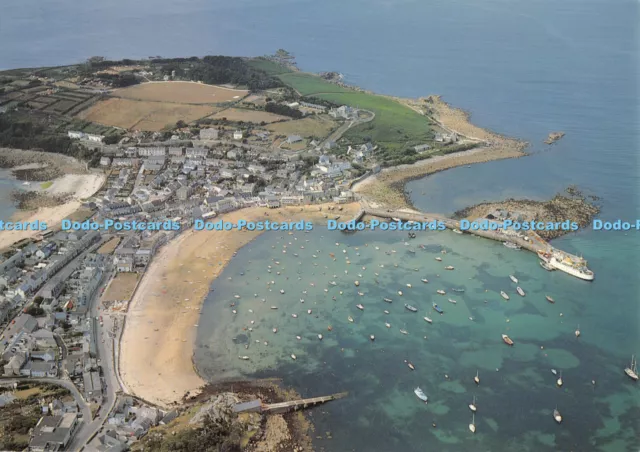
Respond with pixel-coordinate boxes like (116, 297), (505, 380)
(354, 95), (528, 208)
(119, 203), (360, 407)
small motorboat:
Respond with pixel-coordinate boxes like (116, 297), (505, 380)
(400, 329), (409, 335)
(383, 297), (393, 303)
(239, 356), (249, 360)
(273, 328), (278, 333)
(500, 291), (510, 300)
(474, 370), (480, 385)
(448, 298), (457, 304)
(452, 228), (463, 234)
(469, 396), (477, 412)
(318, 334), (323, 340)
(517, 287), (525, 297)
(469, 414), (476, 433)
(424, 316), (433, 324)
(503, 241), (521, 250)
(444, 266), (455, 270)
(540, 261), (554, 271)
(398, 290), (404, 296)
(437, 289), (446, 295)
(551, 369), (557, 375)
(291, 314), (298, 318)
(280, 289), (285, 294)
(502, 334), (514, 346)
(575, 325), (581, 338)
(509, 274), (518, 284)
(384, 310), (390, 314)
(370, 335), (375, 341)
(554, 407), (562, 424)
(291, 354), (297, 360)
(452, 288), (465, 293)
(557, 372), (563, 387)
(405, 304), (418, 312)
(356, 304), (364, 311)
(435, 257), (442, 262)
(348, 316), (354, 323)
(406, 283), (412, 288)
(421, 278), (429, 283)
(432, 303), (443, 314)
(385, 322), (391, 328)
(546, 295), (555, 303)
(406, 361), (415, 370)
(414, 387), (428, 403)
(271, 306), (278, 310)
(296, 336), (302, 340)
(307, 309), (312, 314)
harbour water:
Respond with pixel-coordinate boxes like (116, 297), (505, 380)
(1, 0), (638, 449)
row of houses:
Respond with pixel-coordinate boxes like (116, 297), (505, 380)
(68, 130), (104, 142)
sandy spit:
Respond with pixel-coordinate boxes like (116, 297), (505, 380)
(119, 203), (360, 407)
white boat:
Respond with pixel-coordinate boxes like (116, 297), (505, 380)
(414, 387), (428, 403)
(383, 297), (393, 303)
(551, 369), (557, 375)
(575, 325), (581, 337)
(392, 217), (402, 222)
(398, 290), (403, 296)
(517, 287), (525, 297)
(444, 266), (455, 270)
(370, 335), (375, 341)
(548, 253), (595, 281)
(406, 283), (412, 288)
(554, 407), (562, 424)
(356, 304), (364, 311)
(348, 316), (354, 323)
(624, 355), (638, 381)
(291, 354), (297, 360)
(421, 278), (429, 283)
(435, 257), (442, 262)
(424, 316), (433, 324)
(385, 322), (391, 328)
(239, 356), (249, 360)
(272, 328), (278, 333)
(469, 414), (476, 433)
(437, 289), (446, 295)
(280, 289), (285, 294)
(271, 306), (278, 310)
(448, 298), (457, 304)
(500, 291), (510, 300)
(474, 370), (480, 385)
(540, 260), (555, 271)
(509, 275), (518, 283)
(469, 396), (477, 412)
(318, 334), (323, 340)
(405, 304), (418, 312)
(503, 241), (521, 250)
(452, 229), (463, 234)
(400, 329), (409, 335)
(406, 360), (415, 370)
(557, 371), (563, 387)
(291, 314), (298, 318)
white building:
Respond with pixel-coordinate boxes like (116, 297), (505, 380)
(67, 131), (84, 139)
(233, 130), (243, 140)
(86, 134), (104, 143)
(200, 128), (219, 140)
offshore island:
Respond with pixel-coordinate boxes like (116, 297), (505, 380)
(0, 52), (602, 451)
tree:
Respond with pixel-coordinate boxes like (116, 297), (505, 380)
(176, 120), (188, 129)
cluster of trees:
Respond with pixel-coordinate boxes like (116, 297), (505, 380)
(0, 113), (102, 166)
(265, 102), (303, 119)
(187, 56), (282, 91)
(95, 72), (140, 87)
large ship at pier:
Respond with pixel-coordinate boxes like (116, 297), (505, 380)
(539, 251), (594, 281)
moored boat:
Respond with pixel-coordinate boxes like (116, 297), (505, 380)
(370, 335), (375, 341)
(383, 297), (393, 303)
(540, 260), (554, 271)
(509, 274), (518, 283)
(469, 395), (477, 412)
(291, 354), (297, 360)
(452, 288), (465, 293)
(437, 289), (446, 295)
(452, 228), (463, 234)
(517, 286), (525, 297)
(348, 316), (354, 323)
(474, 370), (480, 385)
(502, 334), (514, 346)
(435, 257), (442, 262)
(405, 304), (418, 312)
(554, 407), (562, 424)
(500, 291), (510, 300)
(385, 322), (391, 328)
(556, 371), (563, 387)
(406, 360), (415, 370)
(424, 316), (433, 324)
(503, 241), (521, 250)
(444, 265), (455, 270)
(448, 298), (457, 304)
(546, 295), (555, 304)
(624, 355), (638, 381)
(318, 334), (323, 340)
(400, 329), (409, 335)
(421, 278), (429, 283)
(548, 253), (595, 281)
(356, 304), (364, 311)
(432, 303), (444, 314)
(469, 414), (476, 433)
(414, 387), (428, 403)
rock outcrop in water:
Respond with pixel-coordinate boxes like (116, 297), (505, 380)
(544, 131), (565, 144)
(453, 187), (600, 240)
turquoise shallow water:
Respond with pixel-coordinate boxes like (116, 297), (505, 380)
(195, 225), (638, 451)
(1, 0), (638, 449)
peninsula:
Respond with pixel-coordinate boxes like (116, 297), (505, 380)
(0, 53), (590, 451)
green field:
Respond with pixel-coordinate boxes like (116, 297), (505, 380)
(277, 72), (434, 154)
(247, 58), (295, 76)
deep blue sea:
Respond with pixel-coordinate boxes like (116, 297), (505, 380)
(1, 0), (638, 450)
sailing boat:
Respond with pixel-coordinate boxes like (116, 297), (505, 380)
(474, 370), (480, 385)
(469, 395), (477, 412)
(469, 414), (476, 433)
(624, 355), (639, 381)
(575, 325), (581, 338)
(556, 371), (563, 387)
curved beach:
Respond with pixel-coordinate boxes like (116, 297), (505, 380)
(119, 203), (360, 406)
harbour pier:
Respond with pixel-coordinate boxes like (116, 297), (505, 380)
(361, 208), (593, 280)
(233, 392), (348, 415)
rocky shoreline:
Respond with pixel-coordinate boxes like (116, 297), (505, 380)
(452, 186), (600, 240)
(0, 148), (87, 181)
(11, 190), (70, 210)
